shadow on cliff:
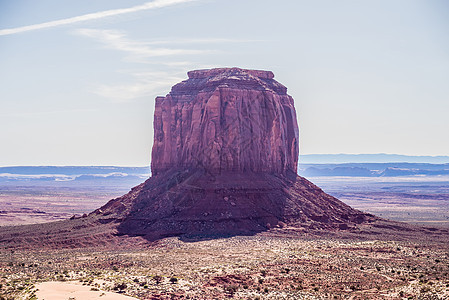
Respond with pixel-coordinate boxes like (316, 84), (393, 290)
(101, 169), (377, 243)
(109, 170), (292, 242)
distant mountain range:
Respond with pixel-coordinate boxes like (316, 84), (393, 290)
(298, 163), (449, 177)
(298, 154), (449, 177)
(1, 155), (449, 183)
(0, 166), (150, 186)
(0, 166), (150, 175)
(300, 154), (449, 164)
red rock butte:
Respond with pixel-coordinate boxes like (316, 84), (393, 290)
(3, 67), (434, 249)
(94, 68), (378, 240)
(151, 67), (299, 175)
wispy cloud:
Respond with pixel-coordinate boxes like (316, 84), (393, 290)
(0, 0), (197, 36)
(93, 71), (185, 101)
(79, 30), (264, 101)
(75, 29), (205, 101)
(75, 29), (207, 62)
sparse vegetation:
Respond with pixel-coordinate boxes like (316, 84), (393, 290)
(0, 236), (448, 299)
(169, 277), (178, 284)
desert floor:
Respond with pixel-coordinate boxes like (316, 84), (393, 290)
(1, 233), (449, 299)
(1, 175), (449, 299)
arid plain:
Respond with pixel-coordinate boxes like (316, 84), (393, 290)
(1, 172), (449, 299)
(2, 69), (449, 299)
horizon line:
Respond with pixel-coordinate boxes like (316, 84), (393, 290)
(1, 153), (449, 168)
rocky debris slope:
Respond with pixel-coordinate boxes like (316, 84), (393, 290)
(98, 169), (377, 240)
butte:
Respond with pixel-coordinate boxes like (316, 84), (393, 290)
(0, 68), (440, 249)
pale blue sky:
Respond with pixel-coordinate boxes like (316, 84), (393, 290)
(1, 0), (448, 166)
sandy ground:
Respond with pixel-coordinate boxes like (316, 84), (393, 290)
(2, 235), (449, 299)
(35, 281), (139, 300)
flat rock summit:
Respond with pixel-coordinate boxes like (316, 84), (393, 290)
(1, 67), (442, 249)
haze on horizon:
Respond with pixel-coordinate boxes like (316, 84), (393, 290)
(1, 0), (448, 166)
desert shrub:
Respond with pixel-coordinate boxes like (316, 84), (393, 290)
(90, 287), (99, 291)
(153, 275), (163, 284)
(113, 283), (127, 291)
(169, 277), (178, 284)
(57, 275), (66, 281)
(224, 285), (238, 296)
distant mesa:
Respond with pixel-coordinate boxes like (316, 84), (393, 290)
(0, 67), (441, 249)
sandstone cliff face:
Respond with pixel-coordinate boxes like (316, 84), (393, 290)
(151, 68), (299, 175)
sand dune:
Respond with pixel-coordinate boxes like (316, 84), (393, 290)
(35, 281), (138, 300)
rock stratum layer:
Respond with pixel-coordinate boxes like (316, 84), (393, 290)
(2, 68), (438, 249)
(151, 68), (299, 175)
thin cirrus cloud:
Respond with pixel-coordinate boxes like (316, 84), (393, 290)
(0, 0), (198, 36)
(93, 71), (186, 101)
(75, 29), (210, 101)
(75, 28), (207, 62)
(78, 29), (263, 101)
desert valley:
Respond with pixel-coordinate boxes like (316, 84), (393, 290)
(1, 68), (449, 300)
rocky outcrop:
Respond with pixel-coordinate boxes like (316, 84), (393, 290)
(1, 67), (409, 249)
(151, 68), (299, 175)
(98, 68), (378, 239)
